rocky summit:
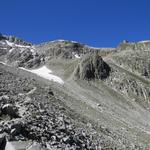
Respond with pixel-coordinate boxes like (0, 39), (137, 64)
(0, 34), (150, 150)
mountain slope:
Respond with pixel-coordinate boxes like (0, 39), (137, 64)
(0, 35), (150, 149)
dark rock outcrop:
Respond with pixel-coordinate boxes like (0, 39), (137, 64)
(74, 51), (111, 80)
(0, 34), (7, 41)
(1, 104), (19, 118)
(0, 134), (6, 150)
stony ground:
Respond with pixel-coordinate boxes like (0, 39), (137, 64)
(0, 64), (124, 150)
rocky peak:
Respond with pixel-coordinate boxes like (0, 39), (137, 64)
(118, 40), (150, 51)
(7, 36), (32, 46)
(0, 34), (32, 46)
(74, 51), (111, 80)
(0, 33), (7, 41)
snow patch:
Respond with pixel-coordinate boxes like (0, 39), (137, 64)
(48, 39), (66, 43)
(15, 44), (31, 48)
(72, 52), (80, 59)
(20, 66), (64, 84)
(0, 61), (7, 65)
(9, 48), (15, 53)
(86, 45), (113, 49)
(86, 46), (100, 49)
(30, 46), (36, 55)
(55, 39), (66, 42)
(30, 48), (35, 53)
(6, 40), (14, 46)
(74, 54), (80, 58)
(5, 40), (31, 48)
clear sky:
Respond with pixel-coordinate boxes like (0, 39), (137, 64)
(0, 0), (150, 47)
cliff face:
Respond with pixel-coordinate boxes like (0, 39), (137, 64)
(112, 41), (150, 78)
(74, 51), (111, 80)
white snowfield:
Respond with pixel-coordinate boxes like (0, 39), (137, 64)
(21, 66), (64, 84)
(4, 40), (36, 54)
(5, 40), (14, 46)
(5, 40), (31, 48)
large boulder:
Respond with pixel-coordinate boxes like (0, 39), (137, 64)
(0, 134), (7, 150)
(1, 104), (19, 118)
(10, 122), (23, 136)
(74, 51), (111, 80)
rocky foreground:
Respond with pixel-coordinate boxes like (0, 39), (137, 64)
(0, 64), (123, 150)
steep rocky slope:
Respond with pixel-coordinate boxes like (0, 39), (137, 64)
(0, 64), (105, 149)
(112, 41), (150, 79)
(0, 34), (150, 149)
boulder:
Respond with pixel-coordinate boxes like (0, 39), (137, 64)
(0, 134), (7, 150)
(0, 95), (9, 102)
(10, 122), (23, 136)
(1, 104), (19, 118)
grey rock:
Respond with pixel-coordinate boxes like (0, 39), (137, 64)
(7, 35), (32, 46)
(74, 51), (111, 80)
(0, 95), (9, 102)
(10, 122), (22, 136)
(0, 133), (7, 150)
(2, 104), (19, 118)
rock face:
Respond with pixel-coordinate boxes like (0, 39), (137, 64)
(104, 65), (150, 107)
(35, 40), (87, 59)
(0, 34), (7, 41)
(35, 40), (115, 60)
(118, 40), (150, 51)
(0, 134), (6, 150)
(0, 34), (42, 69)
(75, 51), (111, 80)
(112, 50), (150, 79)
(0, 34), (115, 70)
(114, 41), (150, 79)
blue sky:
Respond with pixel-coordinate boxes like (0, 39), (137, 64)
(0, 0), (150, 47)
